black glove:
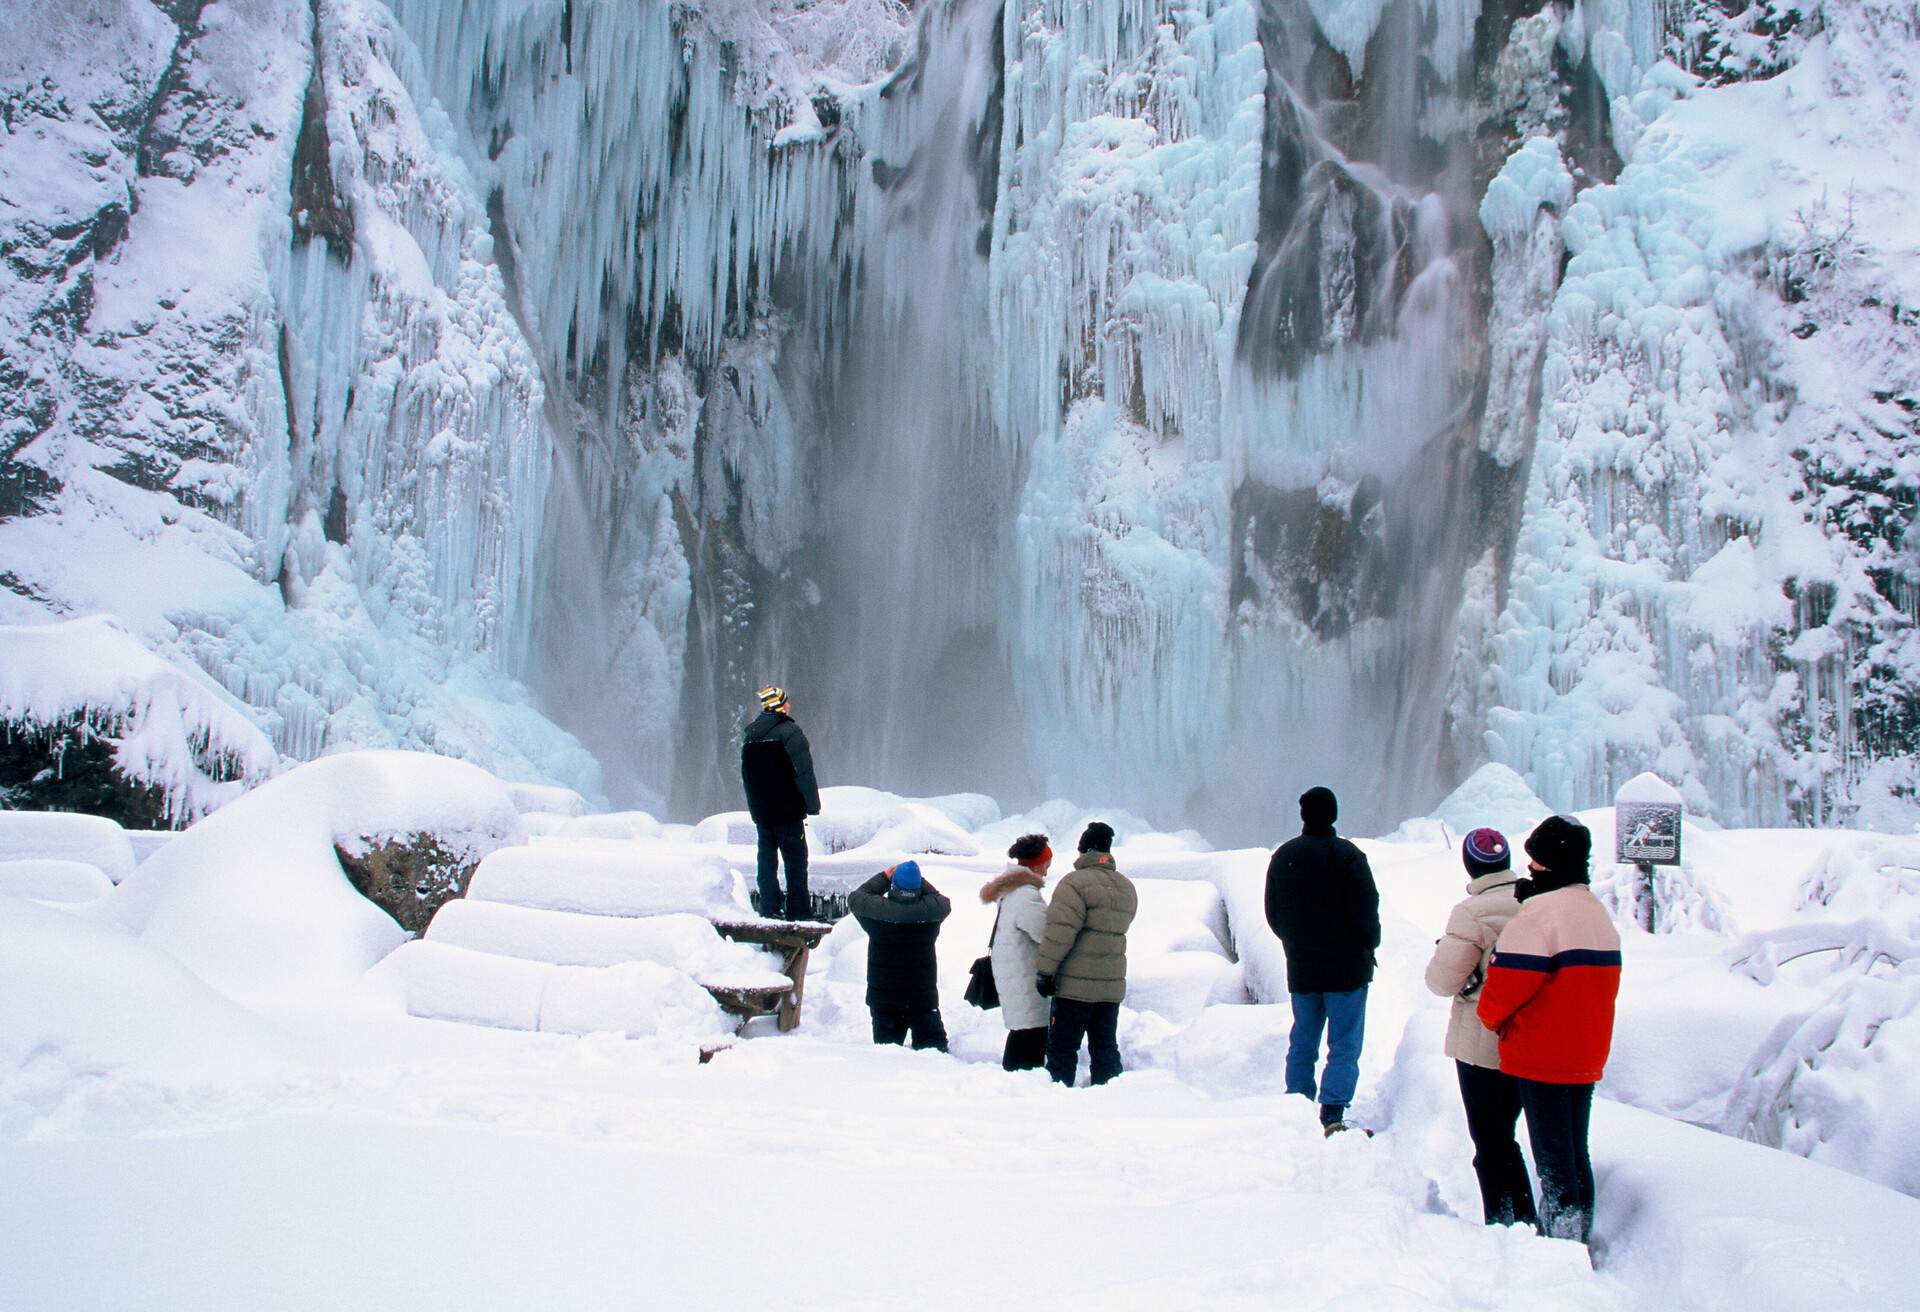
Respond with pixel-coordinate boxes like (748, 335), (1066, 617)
(1035, 973), (1057, 998)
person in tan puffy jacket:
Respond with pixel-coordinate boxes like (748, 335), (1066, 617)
(1424, 827), (1537, 1228)
(1035, 821), (1137, 1086)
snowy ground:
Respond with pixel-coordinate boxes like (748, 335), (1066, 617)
(3, 758), (1917, 1309)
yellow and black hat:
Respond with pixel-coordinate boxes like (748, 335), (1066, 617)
(756, 685), (789, 711)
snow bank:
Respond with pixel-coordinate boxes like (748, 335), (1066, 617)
(1125, 952), (1247, 1022)
(107, 751), (524, 1004)
(973, 799), (1195, 857)
(1216, 863), (1290, 1003)
(694, 786), (990, 857)
(0, 617), (278, 824)
(0, 858), (115, 906)
(503, 783), (589, 817)
(1386, 762), (1553, 847)
(803, 786), (989, 856)
(550, 810), (664, 842)
(1594, 1099), (1920, 1309)
(0, 811), (137, 881)
(1725, 931), (1920, 1198)
(1130, 879), (1233, 958)
(0, 895), (293, 1132)
(1150, 1001), (1296, 1093)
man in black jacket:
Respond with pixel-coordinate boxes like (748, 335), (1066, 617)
(848, 860), (951, 1050)
(740, 685), (822, 920)
(1265, 786), (1381, 1135)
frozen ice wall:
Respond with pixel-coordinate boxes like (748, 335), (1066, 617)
(5, 0), (1915, 836)
(1451, 0), (1920, 829)
(0, 0), (595, 802)
(412, 0), (1920, 839)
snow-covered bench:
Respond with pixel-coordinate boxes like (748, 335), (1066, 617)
(708, 918), (834, 1031)
(373, 840), (837, 1045)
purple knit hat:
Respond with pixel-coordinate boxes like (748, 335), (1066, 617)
(1461, 827), (1511, 877)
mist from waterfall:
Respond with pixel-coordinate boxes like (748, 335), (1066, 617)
(802, 0), (1021, 799)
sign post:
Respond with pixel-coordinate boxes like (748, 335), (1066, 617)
(1614, 773), (1683, 933)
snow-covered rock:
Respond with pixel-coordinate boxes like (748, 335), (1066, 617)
(0, 617), (277, 824)
(106, 750), (524, 1003)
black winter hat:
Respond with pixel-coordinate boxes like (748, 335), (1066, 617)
(1523, 814), (1591, 877)
(1077, 821), (1115, 853)
(1300, 787), (1338, 828)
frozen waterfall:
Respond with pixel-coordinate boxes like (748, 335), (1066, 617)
(9, 0), (1910, 837)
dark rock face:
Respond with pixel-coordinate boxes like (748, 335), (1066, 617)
(289, 0), (353, 261)
(0, 721), (174, 829)
(335, 833), (479, 936)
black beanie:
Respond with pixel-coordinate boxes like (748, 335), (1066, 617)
(1523, 814), (1591, 878)
(1077, 821), (1115, 853)
(1299, 787), (1338, 829)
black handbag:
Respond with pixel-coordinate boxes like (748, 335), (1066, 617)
(964, 908), (1002, 1010)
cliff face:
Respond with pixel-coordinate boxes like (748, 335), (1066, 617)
(2, 0), (1914, 835)
(0, 0), (594, 808)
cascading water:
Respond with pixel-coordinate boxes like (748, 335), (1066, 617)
(802, 0), (1021, 796)
(1209, 0), (1493, 834)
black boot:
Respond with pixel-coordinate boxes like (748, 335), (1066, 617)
(1320, 1103), (1347, 1136)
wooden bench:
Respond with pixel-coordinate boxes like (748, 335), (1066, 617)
(707, 919), (834, 1033)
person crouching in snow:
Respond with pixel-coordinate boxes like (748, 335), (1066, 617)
(1424, 827), (1538, 1228)
(980, 833), (1054, 1072)
(1035, 822), (1137, 1086)
(849, 860), (952, 1051)
(1477, 815), (1621, 1247)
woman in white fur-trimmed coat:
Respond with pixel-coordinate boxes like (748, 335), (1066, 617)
(981, 833), (1054, 1071)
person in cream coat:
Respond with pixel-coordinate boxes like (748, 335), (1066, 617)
(1424, 827), (1537, 1228)
(980, 833), (1053, 1071)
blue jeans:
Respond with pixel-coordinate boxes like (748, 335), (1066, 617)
(1286, 987), (1367, 1108)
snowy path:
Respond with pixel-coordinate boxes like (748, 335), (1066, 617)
(1, 1031), (1612, 1311)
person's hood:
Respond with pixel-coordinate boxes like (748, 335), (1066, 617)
(744, 708), (790, 738)
(980, 865), (1046, 903)
(1465, 870), (1521, 897)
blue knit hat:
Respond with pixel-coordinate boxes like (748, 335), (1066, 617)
(1462, 827), (1511, 877)
(890, 860), (923, 892)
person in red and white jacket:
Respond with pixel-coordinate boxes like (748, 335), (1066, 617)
(1476, 815), (1621, 1247)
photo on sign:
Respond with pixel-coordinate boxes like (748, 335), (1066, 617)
(1616, 801), (1682, 865)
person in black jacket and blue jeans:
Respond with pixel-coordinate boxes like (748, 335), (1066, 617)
(740, 685), (822, 920)
(848, 860), (951, 1050)
(1265, 786), (1381, 1135)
